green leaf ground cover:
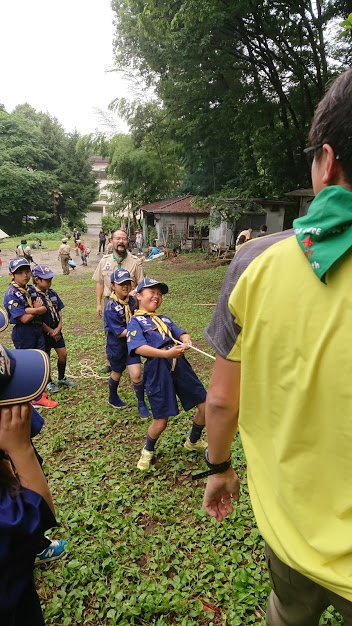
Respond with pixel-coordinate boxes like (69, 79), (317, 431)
(0, 256), (343, 625)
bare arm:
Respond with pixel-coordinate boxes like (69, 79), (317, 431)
(96, 281), (104, 317)
(203, 355), (241, 522)
(135, 344), (188, 359)
(18, 298), (46, 323)
(0, 405), (55, 514)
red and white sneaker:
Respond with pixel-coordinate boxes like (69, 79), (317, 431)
(32, 393), (58, 409)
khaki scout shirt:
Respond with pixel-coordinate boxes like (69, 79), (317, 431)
(58, 243), (71, 256)
(92, 252), (144, 297)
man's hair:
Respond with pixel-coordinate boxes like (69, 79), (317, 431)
(260, 225), (267, 232)
(112, 229), (128, 238)
(309, 68), (352, 185)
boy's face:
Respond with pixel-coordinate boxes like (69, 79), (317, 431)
(11, 268), (31, 287)
(112, 280), (132, 299)
(136, 287), (163, 312)
(35, 277), (52, 291)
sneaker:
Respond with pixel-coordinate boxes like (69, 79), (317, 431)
(35, 539), (67, 565)
(101, 365), (112, 374)
(109, 395), (127, 409)
(32, 393), (58, 409)
(138, 401), (150, 419)
(137, 448), (154, 470)
(46, 381), (59, 393)
(57, 377), (75, 388)
(184, 437), (208, 452)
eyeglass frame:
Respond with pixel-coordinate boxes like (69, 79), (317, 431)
(303, 143), (341, 167)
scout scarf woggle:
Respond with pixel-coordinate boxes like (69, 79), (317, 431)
(293, 185), (352, 283)
(134, 310), (177, 343)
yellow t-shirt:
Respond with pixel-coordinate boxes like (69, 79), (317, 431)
(228, 235), (352, 601)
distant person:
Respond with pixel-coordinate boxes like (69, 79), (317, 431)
(73, 228), (81, 256)
(76, 240), (88, 266)
(57, 238), (71, 275)
(135, 230), (143, 255)
(202, 68), (352, 626)
(235, 228), (252, 246)
(98, 229), (106, 254)
(16, 239), (27, 257)
(257, 224), (268, 237)
(235, 234), (246, 252)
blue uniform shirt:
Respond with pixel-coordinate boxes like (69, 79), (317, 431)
(104, 295), (139, 372)
(127, 312), (206, 419)
(3, 283), (38, 325)
(34, 288), (64, 329)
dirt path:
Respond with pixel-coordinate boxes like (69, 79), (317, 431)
(0, 236), (104, 278)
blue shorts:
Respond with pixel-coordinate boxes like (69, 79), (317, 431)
(107, 349), (140, 374)
(11, 324), (45, 350)
(44, 332), (66, 352)
(143, 356), (206, 419)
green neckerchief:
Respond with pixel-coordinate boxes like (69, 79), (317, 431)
(110, 292), (132, 323)
(112, 251), (128, 268)
(293, 185), (352, 283)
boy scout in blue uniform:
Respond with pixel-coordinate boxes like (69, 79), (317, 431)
(3, 259), (58, 409)
(127, 277), (207, 470)
(32, 265), (75, 392)
(104, 269), (150, 417)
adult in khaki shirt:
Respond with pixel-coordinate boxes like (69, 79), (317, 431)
(92, 229), (144, 372)
(57, 238), (71, 275)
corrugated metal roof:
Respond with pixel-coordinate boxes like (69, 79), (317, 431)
(140, 195), (210, 214)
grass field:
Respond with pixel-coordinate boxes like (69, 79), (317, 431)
(0, 256), (343, 625)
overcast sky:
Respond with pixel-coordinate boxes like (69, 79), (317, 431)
(0, 0), (137, 135)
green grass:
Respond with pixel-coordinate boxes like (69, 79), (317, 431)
(0, 258), (344, 625)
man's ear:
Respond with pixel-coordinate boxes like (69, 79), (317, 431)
(322, 144), (343, 186)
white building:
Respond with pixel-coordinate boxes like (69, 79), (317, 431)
(85, 156), (113, 235)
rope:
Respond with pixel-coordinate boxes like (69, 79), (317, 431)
(174, 339), (216, 360)
(64, 360), (108, 380)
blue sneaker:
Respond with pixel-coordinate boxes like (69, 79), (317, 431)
(138, 401), (150, 419)
(57, 377), (75, 388)
(109, 395), (127, 409)
(35, 539), (67, 565)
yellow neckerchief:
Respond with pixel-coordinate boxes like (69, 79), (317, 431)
(34, 287), (60, 325)
(110, 292), (132, 323)
(12, 281), (32, 308)
(134, 309), (177, 344)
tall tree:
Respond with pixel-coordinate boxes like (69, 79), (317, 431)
(111, 0), (351, 196)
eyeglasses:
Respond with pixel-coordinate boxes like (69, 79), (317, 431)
(303, 144), (324, 167)
(303, 143), (341, 167)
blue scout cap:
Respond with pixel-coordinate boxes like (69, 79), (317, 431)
(0, 344), (50, 406)
(0, 307), (8, 333)
(111, 269), (132, 284)
(136, 277), (169, 294)
(9, 258), (30, 273)
(32, 265), (56, 279)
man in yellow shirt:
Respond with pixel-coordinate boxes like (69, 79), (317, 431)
(202, 68), (352, 625)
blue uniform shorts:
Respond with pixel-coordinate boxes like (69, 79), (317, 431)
(11, 324), (45, 350)
(143, 355), (206, 419)
(107, 348), (140, 374)
(44, 332), (66, 352)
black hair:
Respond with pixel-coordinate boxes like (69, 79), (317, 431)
(309, 68), (352, 185)
(260, 225), (267, 232)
